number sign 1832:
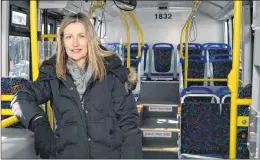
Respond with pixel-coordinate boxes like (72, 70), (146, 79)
(155, 13), (172, 19)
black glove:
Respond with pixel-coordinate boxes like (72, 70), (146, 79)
(31, 116), (55, 159)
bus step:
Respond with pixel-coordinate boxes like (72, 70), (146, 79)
(142, 105), (178, 118)
(142, 146), (179, 159)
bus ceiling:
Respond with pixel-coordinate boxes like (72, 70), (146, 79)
(36, 1), (251, 22)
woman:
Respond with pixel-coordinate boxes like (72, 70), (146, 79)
(11, 13), (142, 159)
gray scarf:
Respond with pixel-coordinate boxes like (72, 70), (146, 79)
(66, 58), (93, 100)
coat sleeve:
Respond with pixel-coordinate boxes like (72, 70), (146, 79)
(111, 76), (142, 159)
(11, 70), (53, 130)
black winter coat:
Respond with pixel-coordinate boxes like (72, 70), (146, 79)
(11, 54), (142, 159)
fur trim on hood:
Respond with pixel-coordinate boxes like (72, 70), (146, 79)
(127, 67), (137, 86)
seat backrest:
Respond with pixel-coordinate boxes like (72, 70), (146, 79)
(181, 102), (222, 155)
(220, 84), (252, 159)
(177, 43), (204, 56)
(122, 43), (148, 68)
(203, 43), (231, 57)
(103, 43), (120, 52)
(180, 54), (206, 86)
(210, 54), (232, 86)
(152, 43), (174, 72)
(130, 43), (149, 70)
(1, 77), (28, 129)
(180, 86), (214, 103)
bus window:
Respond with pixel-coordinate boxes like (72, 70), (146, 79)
(8, 36), (30, 79)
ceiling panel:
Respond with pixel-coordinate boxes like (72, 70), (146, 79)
(136, 1), (193, 8)
(210, 1), (230, 8)
(198, 2), (222, 18)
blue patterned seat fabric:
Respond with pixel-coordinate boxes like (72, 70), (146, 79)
(181, 54), (206, 86)
(210, 54), (232, 86)
(122, 44), (148, 70)
(154, 47), (172, 72)
(181, 84), (251, 159)
(1, 77), (29, 129)
(219, 84), (251, 159)
(177, 43), (204, 57)
(204, 43), (231, 58)
(181, 103), (223, 155)
(180, 86), (214, 103)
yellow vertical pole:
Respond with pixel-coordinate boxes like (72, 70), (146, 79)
(184, 23), (190, 88)
(179, 1), (199, 59)
(120, 10), (131, 68)
(128, 11), (142, 59)
(30, 0), (39, 81)
(228, 1), (242, 159)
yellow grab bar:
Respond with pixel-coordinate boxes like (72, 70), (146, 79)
(47, 101), (54, 130)
(1, 116), (19, 128)
(120, 10), (131, 68)
(41, 34), (57, 44)
(88, 0), (105, 19)
(128, 12), (143, 59)
(1, 109), (14, 116)
(179, 0), (200, 59)
(228, 1), (243, 159)
(30, 0), (39, 81)
(128, 12), (141, 58)
(1, 95), (13, 101)
(236, 98), (252, 105)
(41, 34), (57, 39)
(186, 78), (244, 86)
(184, 24), (190, 88)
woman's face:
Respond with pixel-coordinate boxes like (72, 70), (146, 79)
(63, 22), (88, 66)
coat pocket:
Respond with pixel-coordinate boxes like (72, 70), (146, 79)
(87, 117), (123, 149)
(55, 123), (79, 154)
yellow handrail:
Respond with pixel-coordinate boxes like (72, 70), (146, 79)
(41, 34), (57, 39)
(186, 78), (244, 86)
(88, 0), (105, 19)
(1, 109), (14, 116)
(128, 11), (144, 59)
(182, 0), (200, 88)
(41, 34), (57, 44)
(184, 24), (190, 88)
(1, 116), (19, 128)
(236, 98), (252, 105)
(228, 1), (246, 159)
(47, 101), (54, 130)
(1, 95), (13, 101)
(30, 0), (39, 81)
(120, 10), (131, 68)
(179, 0), (200, 59)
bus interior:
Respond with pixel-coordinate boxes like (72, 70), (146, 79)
(1, 0), (260, 159)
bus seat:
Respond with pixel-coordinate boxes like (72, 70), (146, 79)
(122, 44), (142, 69)
(103, 43), (119, 53)
(1, 77), (28, 94)
(129, 43), (150, 80)
(180, 86), (214, 103)
(1, 77), (28, 129)
(122, 43), (149, 100)
(176, 43), (204, 79)
(203, 43), (231, 57)
(181, 94), (223, 157)
(220, 84), (252, 159)
(217, 86), (243, 103)
(177, 43), (204, 56)
(180, 54), (207, 87)
(150, 43), (174, 80)
(209, 54), (232, 86)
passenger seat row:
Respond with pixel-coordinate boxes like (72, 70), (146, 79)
(102, 42), (232, 83)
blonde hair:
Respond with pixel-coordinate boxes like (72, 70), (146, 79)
(56, 13), (113, 80)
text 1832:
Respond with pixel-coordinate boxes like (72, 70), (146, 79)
(155, 13), (172, 19)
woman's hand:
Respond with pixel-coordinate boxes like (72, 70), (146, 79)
(31, 116), (55, 159)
